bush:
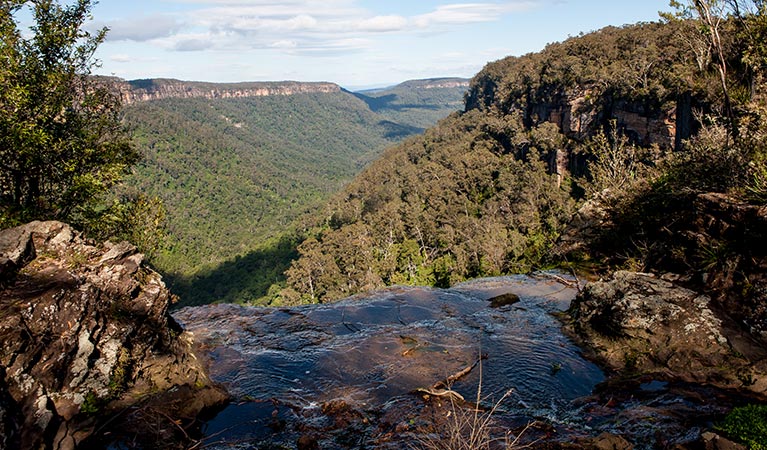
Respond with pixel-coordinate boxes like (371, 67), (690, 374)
(657, 121), (747, 194)
(717, 404), (767, 450)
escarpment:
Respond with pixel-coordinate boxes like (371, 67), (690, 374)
(112, 78), (342, 105)
(0, 221), (228, 449)
(464, 22), (700, 152)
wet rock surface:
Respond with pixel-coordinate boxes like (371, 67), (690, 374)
(176, 274), (606, 448)
(175, 273), (760, 449)
(0, 221), (227, 449)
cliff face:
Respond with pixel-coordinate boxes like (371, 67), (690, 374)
(396, 78), (470, 90)
(542, 89), (679, 149)
(467, 81), (682, 150)
(0, 221), (227, 449)
(464, 22), (698, 151)
(112, 78), (342, 105)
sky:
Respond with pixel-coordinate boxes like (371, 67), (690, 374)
(77, 0), (672, 89)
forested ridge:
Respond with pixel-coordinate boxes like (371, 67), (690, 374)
(355, 77), (470, 130)
(120, 80), (469, 305)
(281, 9), (767, 305)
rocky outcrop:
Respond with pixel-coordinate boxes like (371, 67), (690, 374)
(0, 221), (228, 449)
(556, 191), (767, 338)
(567, 271), (767, 395)
(109, 77), (342, 105)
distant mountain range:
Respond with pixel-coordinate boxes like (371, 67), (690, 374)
(117, 77), (469, 305)
(354, 78), (470, 129)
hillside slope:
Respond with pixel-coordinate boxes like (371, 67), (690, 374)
(354, 77), (470, 129)
(280, 21), (722, 304)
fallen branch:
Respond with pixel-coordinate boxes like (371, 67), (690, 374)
(534, 271), (580, 290)
(412, 387), (466, 403)
(433, 355), (486, 390)
(412, 354), (487, 404)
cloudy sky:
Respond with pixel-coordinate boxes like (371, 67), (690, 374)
(83, 0), (671, 89)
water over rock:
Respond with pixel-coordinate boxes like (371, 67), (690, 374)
(0, 221), (227, 449)
(176, 274), (606, 448)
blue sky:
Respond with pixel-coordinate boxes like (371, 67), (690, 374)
(80, 0), (672, 89)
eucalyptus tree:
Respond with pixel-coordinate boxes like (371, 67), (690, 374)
(0, 0), (138, 227)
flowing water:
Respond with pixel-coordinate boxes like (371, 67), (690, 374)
(175, 274), (606, 448)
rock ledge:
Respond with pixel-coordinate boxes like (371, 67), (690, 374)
(0, 221), (228, 449)
(567, 271), (767, 395)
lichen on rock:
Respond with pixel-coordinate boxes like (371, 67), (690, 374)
(0, 221), (228, 449)
(567, 271), (767, 394)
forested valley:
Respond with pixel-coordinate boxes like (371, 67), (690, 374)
(119, 79), (469, 305)
(4, 1), (767, 448)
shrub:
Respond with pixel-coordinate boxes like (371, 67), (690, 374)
(717, 404), (767, 450)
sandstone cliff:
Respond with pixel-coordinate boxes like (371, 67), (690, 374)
(110, 78), (342, 105)
(395, 78), (470, 90)
(0, 221), (228, 449)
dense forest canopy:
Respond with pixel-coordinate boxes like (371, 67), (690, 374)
(280, 2), (767, 305)
(121, 81), (469, 306)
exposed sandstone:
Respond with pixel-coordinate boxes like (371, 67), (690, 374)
(0, 221), (228, 449)
(108, 78), (342, 105)
(567, 271), (767, 395)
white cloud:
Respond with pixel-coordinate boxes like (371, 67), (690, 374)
(110, 54), (132, 63)
(97, 15), (184, 42)
(356, 15), (408, 32)
(278, 37), (371, 56)
(105, 0), (542, 56)
(414, 2), (538, 27)
(270, 40), (298, 49)
(174, 37), (217, 51)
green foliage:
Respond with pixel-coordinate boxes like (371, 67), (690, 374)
(658, 119), (748, 193)
(745, 158), (767, 203)
(82, 194), (168, 261)
(582, 121), (657, 197)
(717, 404), (767, 449)
(285, 112), (576, 303)
(466, 22), (692, 126)
(0, 0), (138, 226)
(80, 391), (101, 415)
(121, 82), (466, 305)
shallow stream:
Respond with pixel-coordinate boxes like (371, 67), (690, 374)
(175, 273), (612, 447)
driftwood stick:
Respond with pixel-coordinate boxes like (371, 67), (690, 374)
(432, 353), (487, 390)
(534, 271), (580, 290)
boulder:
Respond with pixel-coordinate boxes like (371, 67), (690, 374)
(488, 292), (520, 308)
(0, 221), (228, 449)
(583, 432), (634, 450)
(567, 271), (767, 393)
